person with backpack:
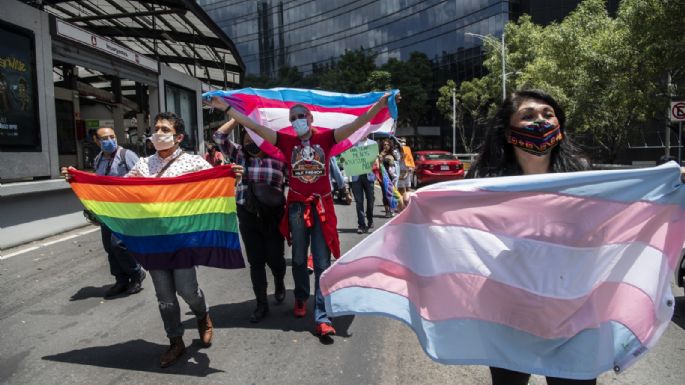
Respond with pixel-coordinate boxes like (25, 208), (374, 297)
(63, 127), (146, 298)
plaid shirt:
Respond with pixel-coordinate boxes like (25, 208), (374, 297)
(213, 131), (286, 205)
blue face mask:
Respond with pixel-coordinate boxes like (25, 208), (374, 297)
(101, 138), (117, 153)
(292, 119), (310, 137)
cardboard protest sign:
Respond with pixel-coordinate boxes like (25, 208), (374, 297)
(339, 142), (379, 177)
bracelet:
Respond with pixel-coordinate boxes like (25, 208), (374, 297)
(222, 104), (232, 113)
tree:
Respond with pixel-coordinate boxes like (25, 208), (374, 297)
(319, 49), (378, 93)
(383, 52), (432, 128)
(462, 0), (685, 162)
(436, 78), (493, 153)
(366, 70), (392, 91)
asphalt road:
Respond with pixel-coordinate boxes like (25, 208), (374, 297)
(1, 198), (684, 385)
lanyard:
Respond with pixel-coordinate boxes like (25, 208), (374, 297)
(96, 148), (118, 176)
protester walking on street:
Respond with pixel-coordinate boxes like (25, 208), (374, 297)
(467, 89), (594, 385)
(378, 138), (399, 216)
(213, 118), (287, 323)
(396, 137), (414, 205)
(125, 112), (242, 368)
(206, 93), (391, 338)
(62, 127), (146, 298)
(349, 137), (377, 233)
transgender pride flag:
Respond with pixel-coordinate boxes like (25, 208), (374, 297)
(203, 88), (399, 161)
(321, 163), (685, 380)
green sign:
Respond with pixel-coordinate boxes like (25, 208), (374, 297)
(85, 119), (100, 130)
(339, 142), (378, 177)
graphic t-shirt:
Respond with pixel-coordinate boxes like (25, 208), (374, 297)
(276, 129), (336, 196)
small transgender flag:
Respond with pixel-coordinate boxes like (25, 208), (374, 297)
(322, 163), (685, 380)
(203, 88), (399, 161)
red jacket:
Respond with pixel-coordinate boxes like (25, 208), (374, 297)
(279, 189), (341, 259)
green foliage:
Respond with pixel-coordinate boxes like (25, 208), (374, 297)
(382, 52), (433, 127)
(438, 0), (685, 162)
(436, 78), (493, 152)
(366, 70), (392, 91)
(319, 49), (378, 93)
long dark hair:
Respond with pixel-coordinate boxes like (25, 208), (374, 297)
(467, 89), (590, 178)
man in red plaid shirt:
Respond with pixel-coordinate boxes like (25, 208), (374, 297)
(214, 119), (287, 323)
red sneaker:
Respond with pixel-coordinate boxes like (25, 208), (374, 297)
(307, 254), (314, 274)
(315, 323), (336, 337)
(294, 299), (306, 317)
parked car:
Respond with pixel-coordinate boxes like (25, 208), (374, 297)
(454, 153), (478, 171)
(412, 150), (465, 188)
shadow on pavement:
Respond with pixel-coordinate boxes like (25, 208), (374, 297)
(69, 285), (109, 301)
(337, 228), (365, 234)
(182, 292), (355, 339)
(672, 295), (685, 330)
(42, 339), (224, 376)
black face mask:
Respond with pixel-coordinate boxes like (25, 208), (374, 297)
(244, 142), (260, 156)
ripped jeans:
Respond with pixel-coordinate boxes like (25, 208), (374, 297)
(149, 268), (208, 338)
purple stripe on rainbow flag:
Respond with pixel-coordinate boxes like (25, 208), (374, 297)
(133, 247), (245, 271)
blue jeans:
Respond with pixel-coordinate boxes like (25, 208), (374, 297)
(288, 202), (331, 325)
(149, 268), (208, 338)
(350, 174), (375, 228)
(100, 225), (142, 284)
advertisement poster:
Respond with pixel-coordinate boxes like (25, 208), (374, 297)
(0, 22), (40, 151)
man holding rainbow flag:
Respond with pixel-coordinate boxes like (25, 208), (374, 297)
(66, 112), (244, 368)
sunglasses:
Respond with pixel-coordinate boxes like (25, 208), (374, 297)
(289, 113), (307, 122)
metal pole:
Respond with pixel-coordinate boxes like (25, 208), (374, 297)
(666, 72), (671, 156)
(452, 88), (456, 154)
(501, 31), (506, 100)
(678, 122), (683, 166)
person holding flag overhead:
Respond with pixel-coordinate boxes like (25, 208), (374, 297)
(206, 91), (393, 338)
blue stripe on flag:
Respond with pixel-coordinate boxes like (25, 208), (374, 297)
(325, 286), (641, 380)
(204, 88), (399, 119)
(114, 230), (241, 254)
(424, 163), (685, 207)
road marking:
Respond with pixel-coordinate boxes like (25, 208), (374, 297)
(0, 227), (100, 260)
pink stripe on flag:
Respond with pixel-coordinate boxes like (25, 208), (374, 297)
(229, 94), (385, 116)
(322, 257), (658, 342)
(392, 189), (685, 267)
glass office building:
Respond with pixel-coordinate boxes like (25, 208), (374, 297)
(199, 0), (619, 149)
(198, 0), (619, 78)
(199, 0), (515, 78)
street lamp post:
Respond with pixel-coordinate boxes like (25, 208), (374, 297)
(465, 31), (506, 100)
(452, 87), (456, 154)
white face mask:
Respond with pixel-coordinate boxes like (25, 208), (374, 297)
(292, 118), (310, 137)
(151, 133), (176, 151)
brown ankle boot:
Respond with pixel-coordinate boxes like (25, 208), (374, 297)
(160, 336), (185, 368)
(197, 313), (213, 346)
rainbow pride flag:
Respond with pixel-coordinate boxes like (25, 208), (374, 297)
(203, 88), (399, 161)
(68, 165), (244, 270)
(321, 163), (685, 380)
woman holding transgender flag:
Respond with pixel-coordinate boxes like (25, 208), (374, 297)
(467, 89), (594, 385)
(205, 91), (392, 339)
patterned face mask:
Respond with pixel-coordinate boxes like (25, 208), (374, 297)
(507, 120), (563, 156)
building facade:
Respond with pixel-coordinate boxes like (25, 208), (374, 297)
(199, 0), (620, 150)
